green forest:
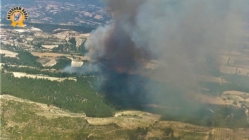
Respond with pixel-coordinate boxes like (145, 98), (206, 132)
(52, 56), (72, 70)
(1, 73), (115, 117)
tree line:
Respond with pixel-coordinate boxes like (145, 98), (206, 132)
(1, 73), (115, 117)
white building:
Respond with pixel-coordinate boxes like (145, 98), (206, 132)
(71, 60), (84, 67)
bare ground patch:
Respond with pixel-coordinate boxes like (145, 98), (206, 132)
(43, 59), (57, 67)
(87, 111), (160, 129)
(31, 52), (70, 58)
(12, 72), (77, 82)
(222, 91), (249, 107)
(220, 65), (249, 76)
(0, 95), (86, 119)
(0, 49), (18, 58)
(31, 52), (90, 61)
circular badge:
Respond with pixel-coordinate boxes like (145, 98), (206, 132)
(6, 7), (28, 27)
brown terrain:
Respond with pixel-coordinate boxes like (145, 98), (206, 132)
(1, 94), (249, 140)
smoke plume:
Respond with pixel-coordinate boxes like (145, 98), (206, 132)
(83, 0), (249, 111)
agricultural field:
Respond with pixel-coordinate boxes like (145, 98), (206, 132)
(196, 46), (249, 108)
(219, 49), (249, 76)
(12, 72), (77, 82)
(0, 49), (18, 58)
(196, 90), (249, 108)
(222, 91), (249, 107)
(212, 128), (233, 140)
(233, 128), (249, 140)
(31, 52), (71, 58)
(31, 52), (89, 61)
(37, 58), (57, 67)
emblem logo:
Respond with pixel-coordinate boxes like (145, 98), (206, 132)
(6, 6), (28, 27)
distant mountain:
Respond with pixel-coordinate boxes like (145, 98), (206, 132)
(1, 0), (103, 6)
(1, 0), (111, 27)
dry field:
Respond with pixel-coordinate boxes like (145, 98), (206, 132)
(220, 65), (249, 76)
(154, 121), (210, 133)
(219, 49), (249, 76)
(0, 94), (86, 119)
(12, 72), (76, 82)
(31, 52), (90, 61)
(37, 57), (57, 67)
(196, 90), (249, 108)
(222, 91), (249, 107)
(43, 59), (57, 67)
(197, 48), (249, 107)
(199, 75), (229, 84)
(233, 128), (249, 140)
(212, 128), (233, 140)
(0, 49), (18, 58)
(86, 111), (161, 129)
(41, 45), (59, 49)
(195, 93), (227, 105)
(31, 52), (71, 58)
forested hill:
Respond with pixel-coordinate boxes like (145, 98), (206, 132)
(1, 73), (115, 117)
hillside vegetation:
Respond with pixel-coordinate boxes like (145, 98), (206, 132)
(1, 97), (208, 140)
(1, 73), (114, 117)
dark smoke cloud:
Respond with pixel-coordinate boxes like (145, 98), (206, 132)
(83, 0), (249, 111)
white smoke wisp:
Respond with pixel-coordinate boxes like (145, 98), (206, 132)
(63, 64), (100, 75)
